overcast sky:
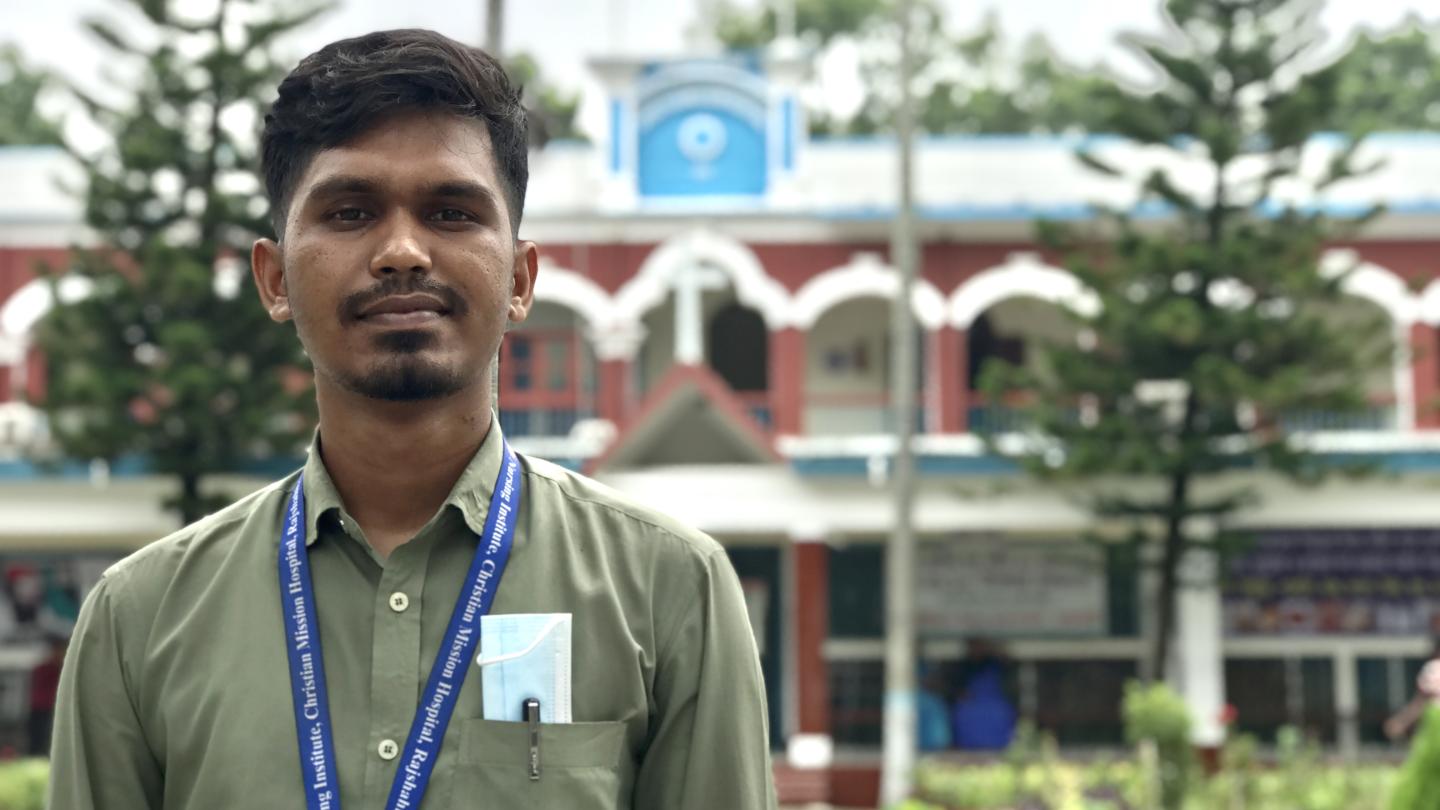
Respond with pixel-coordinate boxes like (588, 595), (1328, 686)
(3, 0), (1437, 141)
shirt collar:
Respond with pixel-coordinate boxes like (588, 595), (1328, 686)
(297, 413), (510, 547)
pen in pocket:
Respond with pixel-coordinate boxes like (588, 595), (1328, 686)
(524, 697), (541, 781)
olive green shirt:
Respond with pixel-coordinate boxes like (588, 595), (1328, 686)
(49, 423), (776, 809)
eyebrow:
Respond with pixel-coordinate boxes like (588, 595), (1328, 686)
(302, 175), (500, 209)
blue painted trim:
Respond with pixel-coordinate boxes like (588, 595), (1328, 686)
(791, 446), (1440, 479)
(539, 138), (591, 151)
(609, 99), (624, 173)
(781, 97), (796, 171)
(0, 454), (305, 481)
(806, 131), (1440, 149)
(809, 133), (1131, 149)
(813, 198), (1440, 223)
(0, 145), (67, 156)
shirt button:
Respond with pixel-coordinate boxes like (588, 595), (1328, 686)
(378, 739), (399, 760)
(388, 592), (409, 613)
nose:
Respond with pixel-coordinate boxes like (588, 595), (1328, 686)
(368, 212), (432, 278)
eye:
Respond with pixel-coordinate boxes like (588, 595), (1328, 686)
(327, 207), (371, 223)
(431, 208), (477, 223)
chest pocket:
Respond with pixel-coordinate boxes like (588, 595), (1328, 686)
(452, 719), (632, 809)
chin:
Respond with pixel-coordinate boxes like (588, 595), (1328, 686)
(343, 357), (470, 402)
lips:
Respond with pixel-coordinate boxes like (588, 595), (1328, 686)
(356, 294), (449, 326)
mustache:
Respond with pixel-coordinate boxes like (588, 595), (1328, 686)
(338, 277), (469, 322)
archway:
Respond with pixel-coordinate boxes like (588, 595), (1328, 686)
(965, 296), (1082, 433)
(806, 297), (925, 435)
(497, 302), (597, 438)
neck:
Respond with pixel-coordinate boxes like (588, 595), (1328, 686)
(315, 377), (493, 558)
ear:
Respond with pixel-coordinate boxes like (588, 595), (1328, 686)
(251, 238), (292, 322)
(508, 241), (539, 325)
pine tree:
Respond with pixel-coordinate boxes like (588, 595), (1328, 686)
(0, 45), (63, 146)
(33, 0), (328, 524)
(982, 0), (1393, 681)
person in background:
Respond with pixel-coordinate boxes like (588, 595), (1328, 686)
(952, 638), (1017, 751)
(1387, 639), (1440, 810)
(27, 635), (65, 756)
(916, 663), (953, 752)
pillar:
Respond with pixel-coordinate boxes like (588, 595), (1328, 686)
(780, 534), (832, 804)
(1411, 322), (1438, 428)
(930, 326), (966, 433)
(1333, 644), (1359, 760)
(1171, 546), (1225, 766)
(24, 347), (45, 404)
(597, 358), (633, 427)
(793, 538), (830, 735)
(592, 324), (645, 428)
(769, 327), (805, 435)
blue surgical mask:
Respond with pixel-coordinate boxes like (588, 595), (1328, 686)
(477, 613), (572, 723)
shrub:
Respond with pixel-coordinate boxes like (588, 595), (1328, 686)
(0, 759), (48, 810)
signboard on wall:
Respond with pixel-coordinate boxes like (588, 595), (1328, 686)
(1223, 529), (1440, 635)
(915, 536), (1107, 636)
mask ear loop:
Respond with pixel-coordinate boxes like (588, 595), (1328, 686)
(474, 614), (568, 668)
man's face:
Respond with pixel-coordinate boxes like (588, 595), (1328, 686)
(253, 110), (536, 402)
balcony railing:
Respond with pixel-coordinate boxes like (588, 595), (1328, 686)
(967, 394), (1401, 436)
(1278, 404), (1398, 432)
(805, 391), (926, 435)
(499, 407), (594, 438)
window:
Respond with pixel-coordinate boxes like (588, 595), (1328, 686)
(1225, 657), (1336, 744)
(1033, 659), (1134, 745)
(498, 328), (593, 437)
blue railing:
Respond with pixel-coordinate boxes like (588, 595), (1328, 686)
(499, 408), (594, 438)
(969, 403), (1399, 435)
(1279, 407), (1397, 432)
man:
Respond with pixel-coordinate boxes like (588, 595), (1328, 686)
(49, 29), (776, 810)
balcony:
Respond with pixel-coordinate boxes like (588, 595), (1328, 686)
(805, 391), (926, 435)
(499, 407), (594, 438)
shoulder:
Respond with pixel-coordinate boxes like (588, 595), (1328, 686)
(518, 454), (727, 571)
(97, 476), (292, 612)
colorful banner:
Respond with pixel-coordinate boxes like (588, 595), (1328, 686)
(1223, 529), (1440, 635)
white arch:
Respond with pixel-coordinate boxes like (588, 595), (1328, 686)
(788, 252), (946, 331)
(0, 276), (93, 340)
(948, 252), (1100, 329)
(613, 228), (792, 328)
(532, 257), (614, 335)
(1321, 249), (1419, 325)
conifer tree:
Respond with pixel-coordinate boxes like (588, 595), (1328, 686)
(34, 0), (328, 524)
(983, 0), (1393, 679)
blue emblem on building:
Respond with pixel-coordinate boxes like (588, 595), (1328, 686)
(635, 60), (769, 199)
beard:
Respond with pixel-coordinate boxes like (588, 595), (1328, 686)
(337, 329), (472, 402)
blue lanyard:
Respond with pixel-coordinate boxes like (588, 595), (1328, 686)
(279, 441), (523, 810)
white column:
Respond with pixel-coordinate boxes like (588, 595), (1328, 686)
(672, 264), (727, 366)
(1172, 546), (1226, 748)
(1394, 319), (1416, 430)
(1334, 644), (1359, 760)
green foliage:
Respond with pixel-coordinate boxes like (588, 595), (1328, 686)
(712, 1), (1440, 137)
(0, 759), (48, 810)
(982, 0), (1396, 679)
(1325, 19), (1440, 133)
(34, 0), (326, 524)
(904, 718), (1396, 810)
(505, 52), (586, 144)
(0, 44), (64, 146)
(906, 755), (1397, 810)
(712, 0), (888, 50)
(1124, 681), (1193, 809)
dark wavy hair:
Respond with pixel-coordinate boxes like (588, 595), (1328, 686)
(260, 29), (529, 238)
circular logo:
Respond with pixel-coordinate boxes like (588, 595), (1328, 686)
(676, 113), (727, 165)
